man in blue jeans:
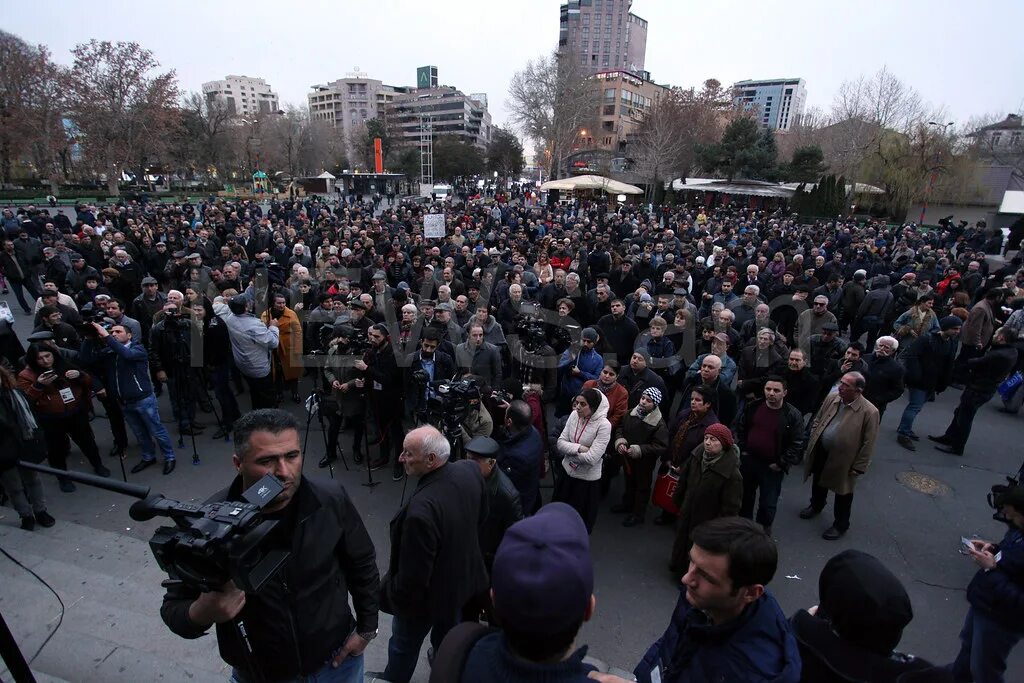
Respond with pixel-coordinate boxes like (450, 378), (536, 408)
(80, 321), (176, 475)
(895, 316), (961, 451)
(951, 485), (1024, 682)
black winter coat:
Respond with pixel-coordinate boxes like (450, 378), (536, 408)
(498, 425), (544, 515)
(783, 367), (822, 416)
(479, 467), (524, 571)
(614, 406), (669, 460)
(736, 399), (807, 472)
(966, 343), (1017, 393)
(863, 353), (906, 409)
(381, 460), (489, 620)
(903, 331), (957, 392)
(160, 475), (379, 682)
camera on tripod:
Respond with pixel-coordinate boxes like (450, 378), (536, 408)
(512, 314), (548, 351)
(130, 473), (290, 594)
(417, 376), (480, 437)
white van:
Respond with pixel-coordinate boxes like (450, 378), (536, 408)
(432, 183), (453, 200)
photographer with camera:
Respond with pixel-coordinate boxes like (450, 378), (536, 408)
(950, 485), (1024, 682)
(149, 303), (203, 436)
(405, 328), (457, 421)
(357, 322), (404, 479)
(459, 377), (494, 447)
(320, 323), (369, 468)
(80, 321), (177, 475)
(191, 300), (240, 439)
(160, 409), (380, 683)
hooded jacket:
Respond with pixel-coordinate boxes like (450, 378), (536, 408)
(635, 589), (801, 683)
(791, 549), (952, 683)
(556, 391), (611, 482)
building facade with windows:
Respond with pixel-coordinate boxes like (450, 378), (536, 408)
(732, 78), (807, 131)
(566, 69), (667, 174)
(307, 72), (412, 163)
(383, 87), (492, 150)
(202, 75), (279, 117)
(559, 0), (648, 73)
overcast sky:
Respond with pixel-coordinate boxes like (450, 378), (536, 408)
(5, 0), (1022, 134)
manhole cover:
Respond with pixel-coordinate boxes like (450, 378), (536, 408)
(896, 471), (951, 496)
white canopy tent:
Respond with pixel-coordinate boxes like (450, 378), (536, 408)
(540, 174), (644, 195)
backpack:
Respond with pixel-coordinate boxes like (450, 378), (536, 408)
(428, 622), (496, 683)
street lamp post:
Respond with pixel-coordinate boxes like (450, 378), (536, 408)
(919, 121), (954, 225)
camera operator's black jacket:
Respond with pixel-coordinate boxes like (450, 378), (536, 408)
(148, 316), (193, 374)
(160, 474), (380, 681)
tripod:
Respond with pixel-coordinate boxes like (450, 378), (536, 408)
(302, 354), (348, 478)
(169, 364), (202, 466)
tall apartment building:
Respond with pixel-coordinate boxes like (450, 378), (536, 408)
(559, 0), (648, 73)
(307, 71), (412, 163)
(201, 75), (279, 117)
(384, 87), (493, 151)
(732, 78), (807, 131)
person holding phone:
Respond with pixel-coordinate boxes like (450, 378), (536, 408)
(17, 343), (110, 491)
(949, 486), (1024, 683)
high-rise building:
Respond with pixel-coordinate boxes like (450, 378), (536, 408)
(559, 0), (648, 73)
(732, 78), (807, 131)
(202, 75), (279, 117)
(384, 87), (493, 151)
(307, 70), (412, 163)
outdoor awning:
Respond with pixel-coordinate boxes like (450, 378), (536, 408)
(999, 190), (1024, 214)
(675, 179), (794, 199)
(316, 171), (336, 179)
(540, 174), (644, 194)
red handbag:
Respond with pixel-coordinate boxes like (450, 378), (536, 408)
(652, 468), (680, 515)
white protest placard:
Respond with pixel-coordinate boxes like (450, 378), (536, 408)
(424, 213), (446, 239)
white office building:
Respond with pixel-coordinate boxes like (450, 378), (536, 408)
(201, 75), (279, 117)
(732, 78), (807, 131)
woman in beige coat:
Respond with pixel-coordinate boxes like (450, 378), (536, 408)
(800, 371), (879, 540)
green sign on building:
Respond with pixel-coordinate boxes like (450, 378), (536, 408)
(417, 65), (437, 89)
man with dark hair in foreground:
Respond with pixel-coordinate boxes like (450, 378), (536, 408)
(632, 517), (801, 683)
(159, 409), (380, 683)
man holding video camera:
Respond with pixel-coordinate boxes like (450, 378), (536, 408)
(160, 409), (380, 683)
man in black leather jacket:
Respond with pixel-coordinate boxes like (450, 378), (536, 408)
(736, 377), (807, 535)
(160, 409), (380, 683)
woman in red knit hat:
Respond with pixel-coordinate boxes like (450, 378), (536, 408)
(667, 422), (743, 578)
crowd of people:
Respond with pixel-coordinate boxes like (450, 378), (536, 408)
(1, 193), (1023, 682)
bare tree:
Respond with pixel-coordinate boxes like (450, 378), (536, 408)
(0, 31), (67, 186)
(630, 90), (690, 200)
(507, 51), (598, 179)
(62, 40), (179, 195)
(182, 91), (234, 176)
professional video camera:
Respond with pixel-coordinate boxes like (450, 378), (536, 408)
(512, 314), (548, 351)
(988, 473), (1023, 525)
(415, 376), (480, 438)
(78, 304), (114, 337)
(130, 473), (289, 593)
